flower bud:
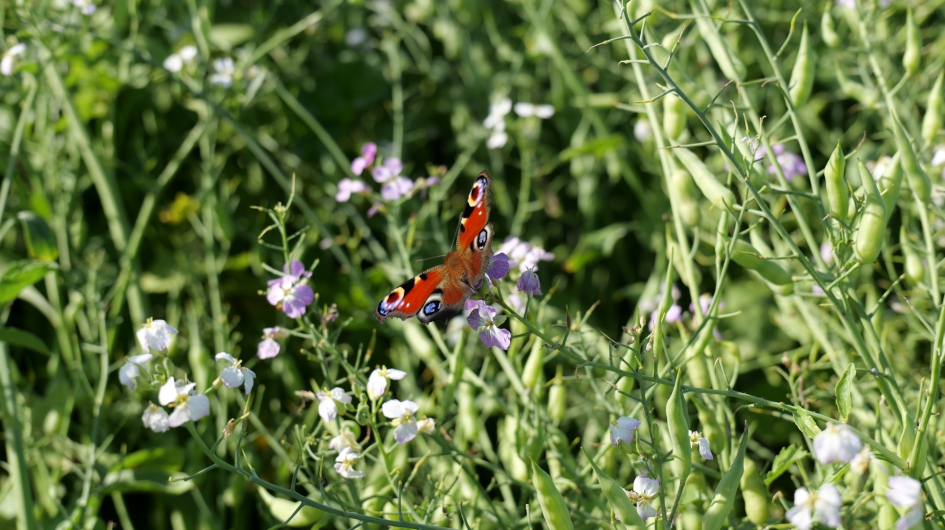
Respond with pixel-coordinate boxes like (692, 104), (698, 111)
(922, 72), (944, 145)
(821, 9), (840, 48)
(903, 8), (921, 75)
(663, 94), (687, 139)
(739, 459), (770, 525)
(901, 226), (924, 286)
(666, 371), (692, 481)
(531, 460), (575, 530)
(702, 429), (747, 530)
(893, 121), (931, 202)
(824, 140), (851, 222)
(675, 148), (736, 208)
(878, 152), (903, 216)
(789, 23), (814, 108)
(582, 449), (646, 528)
(854, 160), (888, 264)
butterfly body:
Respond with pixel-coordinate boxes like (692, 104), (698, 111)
(375, 172), (494, 324)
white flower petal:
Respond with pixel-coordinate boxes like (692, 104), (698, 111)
(215, 352), (237, 364)
(382, 399), (406, 419)
(394, 421), (418, 444)
(367, 370), (387, 400)
(158, 377), (178, 406)
(118, 362), (141, 389)
(220, 366), (244, 388)
(168, 405), (191, 427)
(318, 398), (338, 423)
(186, 394), (210, 422)
(142, 403), (170, 433)
(242, 368), (256, 394)
(387, 369), (407, 380)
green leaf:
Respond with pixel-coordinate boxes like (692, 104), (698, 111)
(17, 211), (58, 262)
(836, 363), (856, 422)
(792, 408), (821, 439)
(0, 327), (51, 356)
(765, 445), (809, 486)
(109, 447), (185, 473)
(209, 24), (255, 50)
(558, 134), (624, 161)
(0, 261), (57, 304)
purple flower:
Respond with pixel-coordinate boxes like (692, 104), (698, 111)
(350, 142), (377, 176)
(610, 416), (641, 447)
(496, 236), (554, 271)
(487, 253), (510, 281)
(649, 304), (683, 331)
(367, 201), (383, 218)
(516, 268), (542, 295)
(266, 260), (315, 318)
(380, 177), (414, 201)
(466, 300), (511, 350)
(766, 144), (807, 181)
(690, 293), (723, 315)
(372, 157), (403, 183)
(335, 178), (368, 202)
(821, 242), (834, 265)
(257, 327), (286, 359)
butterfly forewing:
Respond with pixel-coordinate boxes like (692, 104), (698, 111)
(455, 172), (493, 251)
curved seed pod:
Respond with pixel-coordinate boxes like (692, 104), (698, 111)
(901, 226), (925, 286)
(893, 121), (932, 202)
(692, 6), (745, 81)
(702, 429), (748, 530)
(676, 148), (736, 208)
(582, 449), (646, 529)
(670, 168), (701, 227)
(531, 460), (575, 530)
(922, 72), (944, 145)
(789, 23), (814, 108)
(664, 94), (687, 140)
(521, 338), (545, 393)
(824, 140), (850, 221)
(821, 9), (840, 48)
(903, 8), (921, 75)
(667, 371), (692, 481)
(854, 160), (888, 264)
(729, 238), (793, 285)
(878, 152), (903, 216)
(739, 459), (770, 525)
(547, 364), (567, 423)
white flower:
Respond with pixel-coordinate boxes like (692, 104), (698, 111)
(141, 402), (170, 433)
(158, 377), (210, 427)
(1, 43), (26, 76)
(163, 54), (184, 73)
(329, 428), (361, 453)
(382, 399), (421, 444)
(136, 318), (178, 354)
(496, 236), (554, 272)
(813, 423), (862, 465)
(210, 57), (235, 87)
(634, 118), (652, 142)
(179, 45), (198, 62)
(785, 484), (842, 530)
(71, 0), (96, 15)
(367, 366), (407, 400)
(609, 416), (641, 447)
(887, 476), (924, 530)
(486, 130), (508, 149)
(484, 98), (512, 149)
(534, 104), (555, 118)
(334, 447), (365, 479)
(850, 445), (872, 476)
(620, 476), (659, 520)
(689, 431), (713, 460)
(214, 352), (256, 394)
(417, 417), (436, 435)
(118, 353), (153, 390)
(514, 102), (537, 117)
(316, 387), (352, 423)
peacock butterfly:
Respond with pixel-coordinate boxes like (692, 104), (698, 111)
(375, 171), (495, 323)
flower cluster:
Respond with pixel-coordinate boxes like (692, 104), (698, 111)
(337, 142), (439, 207)
(482, 98), (555, 149)
(163, 45), (198, 73)
(496, 236), (554, 272)
(266, 260), (314, 318)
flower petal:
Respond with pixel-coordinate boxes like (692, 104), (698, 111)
(394, 421), (418, 444)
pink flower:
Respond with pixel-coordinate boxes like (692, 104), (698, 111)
(266, 261), (315, 318)
(335, 178), (368, 202)
(466, 300), (511, 350)
(350, 142), (377, 176)
(372, 158), (413, 201)
(516, 268), (542, 296)
(257, 327), (286, 359)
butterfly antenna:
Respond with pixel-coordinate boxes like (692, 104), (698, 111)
(416, 254), (447, 263)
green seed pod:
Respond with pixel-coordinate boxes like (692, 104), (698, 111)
(878, 153), (903, 216)
(903, 8), (921, 75)
(901, 226), (924, 285)
(789, 23), (814, 108)
(693, 8), (746, 81)
(531, 460), (576, 530)
(922, 72), (944, 146)
(739, 459), (770, 526)
(458, 383), (481, 441)
(893, 121), (932, 202)
(521, 338), (545, 394)
(836, 68), (879, 108)
(547, 364), (567, 423)
(257, 486), (325, 527)
(666, 371), (692, 481)
(670, 168), (701, 227)
(582, 449), (646, 529)
(676, 148), (736, 208)
(824, 140), (851, 222)
(854, 160), (888, 264)
(821, 9), (840, 48)
(702, 429), (747, 530)
(729, 238), (793, 285)
(664, 94), (687, 140)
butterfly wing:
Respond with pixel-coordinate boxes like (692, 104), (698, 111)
(455, 171), (494, 251)
(375, 266), (464, 323)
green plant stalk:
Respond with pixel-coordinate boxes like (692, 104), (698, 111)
(510, 132), (534, 237)
(0, 75), (36, 222)
(620, 4), (912, 432)
(855, 12), (940, 304)
(199, 121), (227, 354)
(909, 301), (945, 475)
(273, 81), (351, 176)
(0, 341), (37, 530)
(246, 10), (325, 66)
(75, 311), (111, 527)
(383, 37), (405, 160)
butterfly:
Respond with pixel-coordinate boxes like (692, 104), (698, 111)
(375, 171), (495, 324)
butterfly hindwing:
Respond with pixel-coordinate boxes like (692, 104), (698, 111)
(375, 266), (445, 323)
(455, 172), (493, 251)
